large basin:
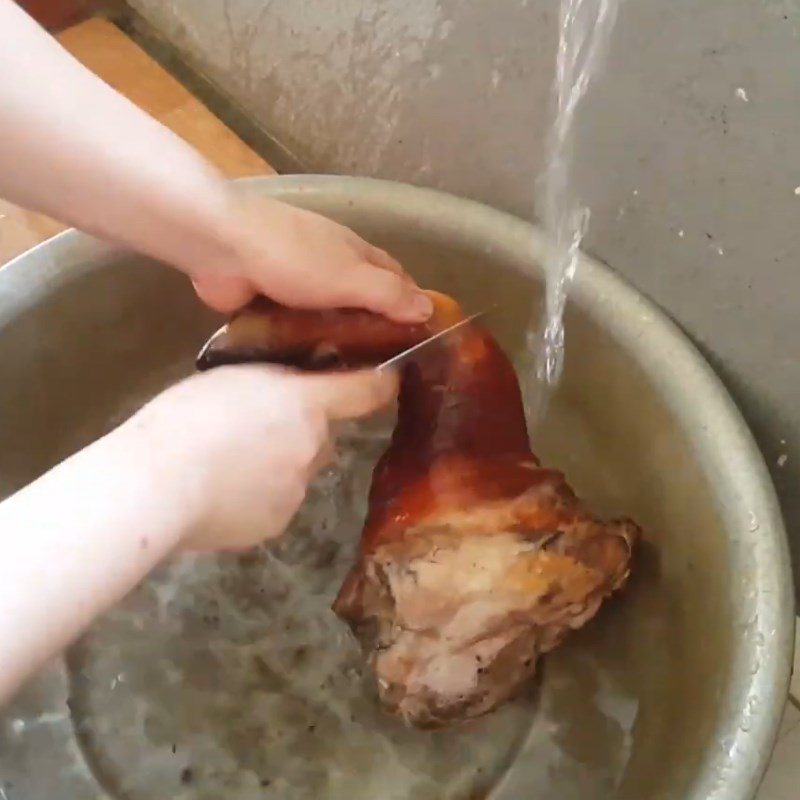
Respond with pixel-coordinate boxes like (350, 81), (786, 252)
(0, 176), (793, 799)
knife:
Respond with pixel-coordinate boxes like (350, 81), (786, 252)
(377, 309), (490, 370)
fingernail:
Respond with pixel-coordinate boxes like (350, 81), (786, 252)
(408, 292), (433, 320)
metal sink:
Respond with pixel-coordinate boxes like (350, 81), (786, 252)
(0, 175), (792, 799)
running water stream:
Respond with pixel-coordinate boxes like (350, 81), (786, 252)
(526, 0), (620, 423)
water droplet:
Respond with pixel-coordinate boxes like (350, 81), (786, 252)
(777, 454), (788, 468)
(748, 512), (759, 532)
(678, 229), (685, 238)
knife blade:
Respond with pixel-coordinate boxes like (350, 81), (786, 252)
(377, 309), (489, 371)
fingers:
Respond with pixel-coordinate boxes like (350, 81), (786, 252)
(311, 369), (399, 421)
(192, 275), (255, 313)
(344, 263), (433, 323)
(365, 243), (405, 276)
(349, 234), (430, 321)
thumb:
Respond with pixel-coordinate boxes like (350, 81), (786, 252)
(344, 264), (433, 324)
(192, 275), (256, 313)
(311, 369), (399, 421)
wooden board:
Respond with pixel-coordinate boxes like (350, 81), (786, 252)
(0, 17), (273, 265)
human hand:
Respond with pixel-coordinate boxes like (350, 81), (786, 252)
(188, 194), (433, 323)
(119, 365), (397, 551)
(0, 4), (428, 324)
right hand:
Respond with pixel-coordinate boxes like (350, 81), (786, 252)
(120, 365), (397, 551)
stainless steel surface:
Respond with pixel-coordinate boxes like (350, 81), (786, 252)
(196, 319), (229, 364)
(376, 309), (488, 370)
(0, 175), (792, 799)
(127, 0), (800, 603)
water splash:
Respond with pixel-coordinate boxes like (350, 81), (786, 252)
(526, 0), (620, 423)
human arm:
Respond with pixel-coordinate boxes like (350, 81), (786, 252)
(0, 1), (431, 321)
(0, 365), (396, 704)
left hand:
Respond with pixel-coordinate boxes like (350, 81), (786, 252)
(189, 195), (434, 323)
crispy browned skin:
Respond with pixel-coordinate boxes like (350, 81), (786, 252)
(198, 291), (639, 728)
